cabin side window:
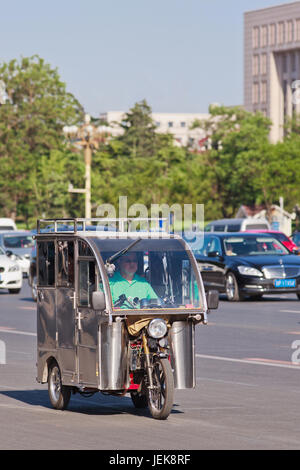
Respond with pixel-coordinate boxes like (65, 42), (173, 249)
(78, 260), (96, 307)
(38, 241), (55, 287)
(57, 241), (74, 287)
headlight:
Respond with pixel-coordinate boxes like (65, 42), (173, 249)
(8, 264), (20, 272)
(237, 266), (263, 277)
(147, 319), (168, 339)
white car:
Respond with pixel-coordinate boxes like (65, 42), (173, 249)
(0, 231), (33, 277)
(0, 246), (23, 294)
(0, 218), (17, 231)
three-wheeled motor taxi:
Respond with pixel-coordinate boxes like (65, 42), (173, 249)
(35, 218), (218, 420)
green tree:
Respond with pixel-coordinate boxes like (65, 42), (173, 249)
(0, 55), (84, 224)
(191, 105), (272, 219)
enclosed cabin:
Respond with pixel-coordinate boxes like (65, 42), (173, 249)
(35, 218), (213, 393)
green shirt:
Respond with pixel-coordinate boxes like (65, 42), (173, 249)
(109, 271), (158, 308)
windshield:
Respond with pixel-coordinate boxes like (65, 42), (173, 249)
(223, 236), (289, 256)
(3, 235), (34, 249)
(93, 238), (202, 310)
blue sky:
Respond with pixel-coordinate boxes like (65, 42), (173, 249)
(0, 0), (296, 115)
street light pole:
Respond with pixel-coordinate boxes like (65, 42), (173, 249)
(63, 114), (103, 219)
(84, 143), (92, 219)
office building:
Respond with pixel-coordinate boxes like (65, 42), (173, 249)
(244, 1), (300, 141)
(99, 111), (210, 150)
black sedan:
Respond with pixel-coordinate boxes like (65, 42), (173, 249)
(184, 232), (300, 301)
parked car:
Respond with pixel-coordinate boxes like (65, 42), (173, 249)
(0, 231), (34, 276)
(245, 230), (299, 253)
(0, 245), (23, 294)
(0, 218), (17, 231)
(183, 232), (300, 301)
(204, 218), (270, 233)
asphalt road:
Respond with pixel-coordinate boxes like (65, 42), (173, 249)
(0, 284), (300, 450)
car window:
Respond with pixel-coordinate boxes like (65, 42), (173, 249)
(274, 233), (289, 242)
(292, 233), (300, 245)
(244, 223), (269, 230)
(227, 224), (241, 232)
(3, 235), (34, 249)
(214, 225), (225, 232)
(223, 236), (289, 256)
(198, 236), (222, 256)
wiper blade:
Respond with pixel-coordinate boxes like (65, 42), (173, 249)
(106, 238), (141, 265)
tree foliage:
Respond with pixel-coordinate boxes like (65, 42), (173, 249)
(1, 58), (300, 228)
(0, 55), (84, 225)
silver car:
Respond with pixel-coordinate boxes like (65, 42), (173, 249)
(0, 231), (34, 276)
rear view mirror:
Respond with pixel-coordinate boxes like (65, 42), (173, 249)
(92, 291), (106, 311)
(207, 251), (223, 260)
(206, 290), (219, 310)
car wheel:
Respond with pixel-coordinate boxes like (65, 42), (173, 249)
(48, 362), (71, 410)
(297, 294), (300, 300)
(8, 288), (21, 294)
(226, 272), (243, 302)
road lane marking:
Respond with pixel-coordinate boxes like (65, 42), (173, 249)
(19, 307), (36, 311)
(196, 353), (300, 370)
(0, 328), (36, 337)
(280, 310), (300, 314)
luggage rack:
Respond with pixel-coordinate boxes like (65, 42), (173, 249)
(36, 217), (170, 234)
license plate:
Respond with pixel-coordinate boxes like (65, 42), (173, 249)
(274, 279), (296, 288)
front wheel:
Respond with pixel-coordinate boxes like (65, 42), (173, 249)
(48, 363), (71, 410)
(226, 272), (244, 301)
(147, 357), (174, 420)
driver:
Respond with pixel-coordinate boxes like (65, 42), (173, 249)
(109, 252), (158, 308)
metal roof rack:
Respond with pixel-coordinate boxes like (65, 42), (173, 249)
(36, 218), (169, 234)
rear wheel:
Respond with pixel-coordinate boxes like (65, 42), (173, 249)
(226, 272), (244, 301)
(48, 363), (71, 410)
(147, 357), (174, 420)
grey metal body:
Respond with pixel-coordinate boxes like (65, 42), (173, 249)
(170, 321), (195, 389)
(36, 218), (209, 392)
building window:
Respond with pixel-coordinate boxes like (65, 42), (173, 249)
(291, 51), (296, 72)
(278, 22), (285, 45)
(168, 122), (173, 128)
(261, 54), (267, 75)
(253, 55), (259, 76)
(261, 25), (268, 48)
(253, 27), (260, 48)
(287, 20), (294, 43)
(282, 54), (287, 74)
(180, 122), (186, 128)
(269, 24), (276, 46)
(155, 121), (161, 127)
(296, 19), (300, 41)
(261, 82), (267, 104)
(252, 83), (259, 105)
